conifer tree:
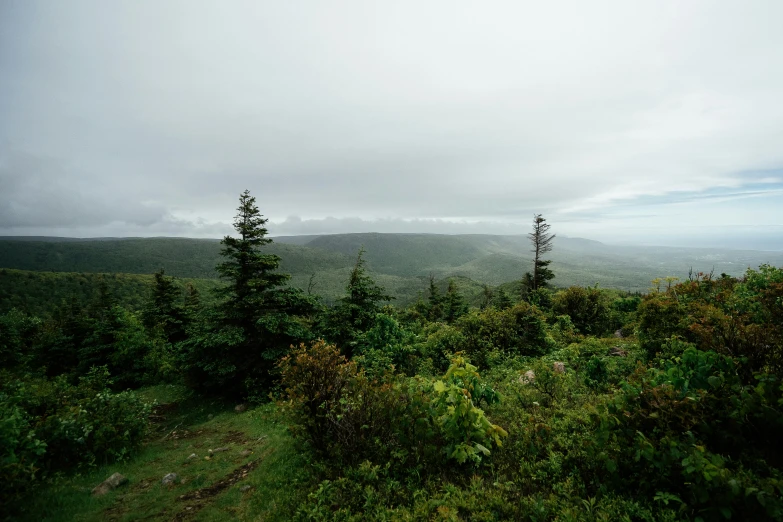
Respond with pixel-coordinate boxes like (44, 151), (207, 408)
(142, 269), (185, 343)
(443, 279), (468, 323)
(480, 284), (494, 310)
(183, 282), (201, 314)
(184, 190), (316, 396)
(427, 274), (445, 321)
(526, 214), (556, 291)
(327, 247), (392, 356)
(215, 190), (289, 340)
(494, 288), (513, 310)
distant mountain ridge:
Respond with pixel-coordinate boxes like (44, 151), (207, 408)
(1, 233), (781, 305)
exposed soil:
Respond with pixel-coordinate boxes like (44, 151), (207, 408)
(172, 458), (264, 520)
(221, 430), (250, 445)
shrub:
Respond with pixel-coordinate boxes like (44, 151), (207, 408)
(3, 367), (150, 476)
(0, 381), (46, 504)
(456, 302), (550, 367)
(591, 348), (783, 521)
(584, 356), (608, 389)
(637, 292), (687, 358)
(0, 309), (41, 369)
(430, 354), (507, 464)
(552, 286), (614, 336)
(280, 343), (507, 472)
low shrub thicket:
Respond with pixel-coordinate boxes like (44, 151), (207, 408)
(279, 342), (507, 473)
(0, 367), (150, 504)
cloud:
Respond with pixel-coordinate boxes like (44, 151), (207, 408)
(0, 0), (782, 247)
(0, 150), (169, 228)
(269, 216), (525, 236)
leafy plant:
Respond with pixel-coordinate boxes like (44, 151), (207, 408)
(430, 354), (507, 464)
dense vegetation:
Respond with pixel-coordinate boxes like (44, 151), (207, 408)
(0, 268), (222, 318)
(3, 230), (781, 305)
(1, 192), (782, 521)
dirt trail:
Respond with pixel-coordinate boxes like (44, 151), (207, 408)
(171, 459), (261, 520)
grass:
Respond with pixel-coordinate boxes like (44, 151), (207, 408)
(19, 385), (316, 521)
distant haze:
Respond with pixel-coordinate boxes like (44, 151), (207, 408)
(1, 1), (782, 250)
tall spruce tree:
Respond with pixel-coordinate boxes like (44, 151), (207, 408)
(526, 214), (556, 291)
(184, 190), (316, 396)
(215, 190), (289, 337)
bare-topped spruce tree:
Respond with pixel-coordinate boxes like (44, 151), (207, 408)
(527, 214), (555, 291)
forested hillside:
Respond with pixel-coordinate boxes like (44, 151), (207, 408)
(2, 234), (780, 304)
(0, 268), (223, 317)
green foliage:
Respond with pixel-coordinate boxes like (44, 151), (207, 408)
(638, 266), (783, 375)
(430, 354), (507, 464)
(0, 380), (47, 505)
(142, 269), (188, 344)
(0, 267), (223, 318)
(637, 291), (687, 358)
(552, 285), (615, 336)
(280, 343), (507, 473)
(0, 367), (150, 504)
(584, 355), (609, 389)
(456, 302), (551, 367)
(354, 312), (416, 376)
(592, 347), (783, 520)
(0, 308), (41, 368)
(185, 190), (317, 397)
(493, 287), (513, 310)
(443, 279), (468, 324)
(279, 341), (435, 468)
(324, 248), (393, 356)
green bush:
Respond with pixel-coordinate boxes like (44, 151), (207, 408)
(2, 367), (150, 477)
(0, 381), (47, 505)
(591, 348), (783, 521)
(552, 286), (614, 336)
(0, 309), (41, 369)
(280, 343), (507, 472)
(430, 354), (507, 464)
(584, 356), (608, 389)
(456, 302), (550, 367)
(637, 292), (687, 358)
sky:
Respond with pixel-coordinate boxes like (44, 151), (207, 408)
(1, 0), (782, 250)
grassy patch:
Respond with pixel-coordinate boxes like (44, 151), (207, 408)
(19, 390), (315, 521)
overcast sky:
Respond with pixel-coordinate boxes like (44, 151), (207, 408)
(1, 0), (782, 249)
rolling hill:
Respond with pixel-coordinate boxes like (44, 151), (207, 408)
(1, 234), (781, 307)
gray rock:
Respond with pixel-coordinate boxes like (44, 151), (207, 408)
(239, 485), (253, 492)
(235, 404), (248, 413)
(212, 447), (229, 453)
(187, 453), (197, 460)
(239, 449), (252, 457)
(91, 472), (128, 496)
(161, 472), (180, 486)
(614, 329), (624, 338)
(609, 346), (628, 357)
(518, 370), (535, 384)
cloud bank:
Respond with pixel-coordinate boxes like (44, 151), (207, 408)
(1, 0), (781, 249)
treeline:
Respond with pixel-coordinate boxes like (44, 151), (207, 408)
(0, 268), (223, 318)
(2, 191), (782, 520)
